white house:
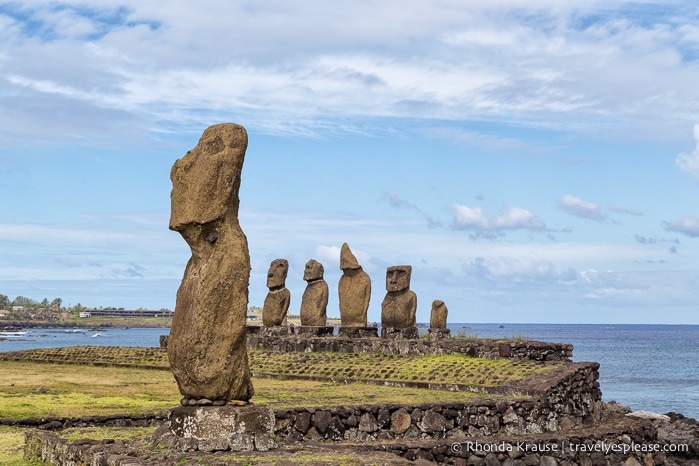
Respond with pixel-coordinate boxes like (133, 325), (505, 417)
(79, 311), (92, 318)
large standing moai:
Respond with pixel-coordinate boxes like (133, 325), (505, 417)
(262, 259), (290, 326)
(299, 259), (329, 326)
(338, 243), (371, 327)
(381, 265), (417, 329)
(167, 123), (254, 404)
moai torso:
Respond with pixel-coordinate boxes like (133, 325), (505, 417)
(262, 259), (290, 326)
(300, 259), (328, 326)
(338, 243), (371, 327)
(381, 265), (417, 328)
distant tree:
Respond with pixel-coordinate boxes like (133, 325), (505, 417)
(50, 298), (62, 312)
(0, 294), (10, 310)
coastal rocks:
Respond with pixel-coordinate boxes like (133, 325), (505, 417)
(167, 123), (254, 403)
(299, 259), (329, 327)
(381, 265), (417, 328)
(338, 243), (372, 327)
(262, 259), (291, 326)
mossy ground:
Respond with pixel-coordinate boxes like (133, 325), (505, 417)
(1, 346), (561, 388)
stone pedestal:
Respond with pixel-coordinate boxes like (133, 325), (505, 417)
(380, 327), (419, 339)
(294, 326), (334, 337)
(338, 326), (379, 338)
(258, 326), (293, 338)
(154, 405), (276, 452)
(428, 328), (451, 340)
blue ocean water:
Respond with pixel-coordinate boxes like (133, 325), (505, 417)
(445, 323), (699, 421)
(1, 324), (697, 420)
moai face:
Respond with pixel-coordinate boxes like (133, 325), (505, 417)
(266, 259), (289, 288)
(385, 265), (412, 292)
(303, 259), (324, 282)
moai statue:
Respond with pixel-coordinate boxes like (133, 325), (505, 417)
(428, 299), (451, 340)
(338, 243), (371, 327)
(167, 123), (254, 404)
(262, 259), (290, 326)
(430, 300), (448, 329)
(300, 259), (329, 326)
(381, 265), (417, 328)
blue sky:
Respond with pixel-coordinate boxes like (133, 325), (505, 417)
(2, 1), (699, 324)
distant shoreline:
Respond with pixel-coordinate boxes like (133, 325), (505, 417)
(1, 320), (171, 329)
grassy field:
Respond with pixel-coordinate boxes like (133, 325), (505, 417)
(0, 346), (561, 465)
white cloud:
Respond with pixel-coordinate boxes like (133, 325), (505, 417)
(452, 204), (546, 232)
(557, 195), (604, 220)
(665, 216), (699, 238)
(1, 2), (699, 139)
(675, 124), (699, 182)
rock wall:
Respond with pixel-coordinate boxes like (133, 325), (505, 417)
(271, 362), (601, 443)
(245, 331), (573, 361)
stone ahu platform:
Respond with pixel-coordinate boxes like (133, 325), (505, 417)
(244, 326), (573, 361)
(153, 404), (276, 452)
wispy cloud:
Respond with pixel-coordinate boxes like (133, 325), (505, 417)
(665, 216), (699, 238)
(451, 204), (546, 234)
(384, 192), (443, 228)
(609, 204), (642, 216)
(557, 195), (605, 220)
(675, 124), (699, 182)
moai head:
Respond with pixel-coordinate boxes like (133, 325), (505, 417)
(385, 265), (412, 292)
(340, 243), (360, 271)
(266, 259), (289, 289)
(303, 259), (324, 282)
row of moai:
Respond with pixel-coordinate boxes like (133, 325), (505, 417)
(259, 242), (450, 339)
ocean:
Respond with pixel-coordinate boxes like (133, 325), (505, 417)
(1, 323), (697, 420)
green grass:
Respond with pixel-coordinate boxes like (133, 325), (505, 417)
(0, 345), (561, 465)
(0, 346), (560, 389)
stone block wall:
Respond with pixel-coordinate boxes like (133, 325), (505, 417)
(272, 362), (602, 443)
(245, 331), (573, 361)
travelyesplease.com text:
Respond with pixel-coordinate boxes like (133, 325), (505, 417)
(450, 441), (688, 455)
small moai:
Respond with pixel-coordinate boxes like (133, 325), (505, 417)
(380, 265), (418, 339)
(299, 259), (329, 326)
(337, 243), (376, 338)
(160, 123), (275, 452)
(428, 299), (451, 340)
(262, 259), (291, 329)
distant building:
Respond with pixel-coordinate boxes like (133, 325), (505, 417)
(11, 305), (23, 312)
(79, 312), (92, 318)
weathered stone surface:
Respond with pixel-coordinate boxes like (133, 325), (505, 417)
(391, 409), (412, 435)
(163, 405), (276, 452)
(300, 259), (328, 326)
(338, 243), (371, 327)
(381, 265), (417, 328)
(262, 259), (290, 326)
(167, 123), (254, 402)
(381, 326), (419, 339)
(430, 299), (448, 329)
(428, 328), (451, 340)
(337, 326), (379, 338)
